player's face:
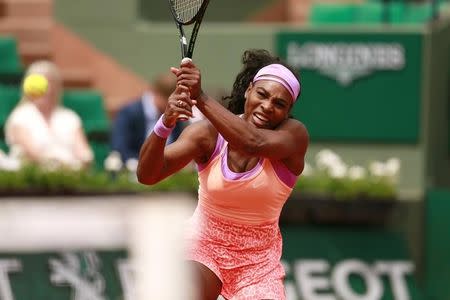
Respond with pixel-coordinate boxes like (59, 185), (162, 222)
(243, 80), (293, 129)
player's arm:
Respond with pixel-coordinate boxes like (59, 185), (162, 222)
(172, 60), (308, 164)
(137, 120), (213, 185)
(137, 86), (213, 185)
(198, 93), (307, 159)
(198, 97), (308, 175)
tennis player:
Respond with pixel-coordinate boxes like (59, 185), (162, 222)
(137, 49), (309, 300)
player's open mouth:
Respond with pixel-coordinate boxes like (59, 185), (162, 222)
(253, 113), (269, 127)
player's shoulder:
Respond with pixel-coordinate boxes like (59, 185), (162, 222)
(182, 119), (218, 164)
(182, 119), (217, 146)
(181, 120), (216, 146)
(284, 117), (308, 133)
(185, 119), (216, 135)
(283, 118), (309, 144)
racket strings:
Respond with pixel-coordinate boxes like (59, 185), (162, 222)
(172, 0), (203, 22)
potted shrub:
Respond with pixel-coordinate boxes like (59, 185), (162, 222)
(0, 148), (400, 226)
(283, 149), (400, 225)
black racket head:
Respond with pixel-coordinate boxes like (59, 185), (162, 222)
(168, 0), (209, 25)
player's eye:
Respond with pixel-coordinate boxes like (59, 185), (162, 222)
(275, 101), (287, 108)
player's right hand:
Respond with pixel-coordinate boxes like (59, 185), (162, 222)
(163, 85), (196, 127)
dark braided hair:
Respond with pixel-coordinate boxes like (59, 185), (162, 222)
(225, 49), (299, 114)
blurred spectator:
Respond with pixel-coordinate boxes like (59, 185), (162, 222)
(110, 72), (185, 163)
(4, 60), (94, 170)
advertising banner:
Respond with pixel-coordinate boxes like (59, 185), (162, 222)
(0, 251), (128, 300)
(275, 31), (423, 143)
(0, 227), (421, 300)
(282, 226), (421, 300)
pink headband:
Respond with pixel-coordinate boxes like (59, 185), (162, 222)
(253, 64), (300, 102)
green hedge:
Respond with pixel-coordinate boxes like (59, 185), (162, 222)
(0, 165), (197, 196)
(0, 164), (396, 200)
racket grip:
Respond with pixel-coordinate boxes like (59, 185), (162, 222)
(177, 58), (192, 121)
(181, 57), (192, 64)
(177, 114), (190, 121)
(178, 58), (192, 121)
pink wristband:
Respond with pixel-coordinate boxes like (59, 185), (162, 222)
(153, 115), (174, 139)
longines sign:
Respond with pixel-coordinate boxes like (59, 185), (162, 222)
(286, 42), (405, 86)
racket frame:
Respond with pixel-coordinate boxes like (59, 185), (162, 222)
(168, 0), (210, 59)
(167, 0), (210, 121)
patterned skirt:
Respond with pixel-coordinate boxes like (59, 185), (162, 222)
(185, 205), (286, 300)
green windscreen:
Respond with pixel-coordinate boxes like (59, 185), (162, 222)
(276, 31), (423, 143)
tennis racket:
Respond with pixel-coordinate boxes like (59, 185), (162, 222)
(167, 0), (211, 120)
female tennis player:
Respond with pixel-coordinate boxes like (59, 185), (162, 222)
(137, 49), (309, 300)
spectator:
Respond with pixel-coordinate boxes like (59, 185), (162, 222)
(4, 60), (93, 170)
(110, 72), (185, 164)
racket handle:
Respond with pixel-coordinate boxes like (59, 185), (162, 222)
(177, 114), (190, 121)
(181, 57), (192, 64)
(177, 57), (193, 121)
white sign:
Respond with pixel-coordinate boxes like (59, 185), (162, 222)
(286, 42), (405, 86)
(284, 259), (414, 300)
(0, 259), (21, 300)
(49, 252), (106, 300)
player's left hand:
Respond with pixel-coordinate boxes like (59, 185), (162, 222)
(163, 85), (196, 127)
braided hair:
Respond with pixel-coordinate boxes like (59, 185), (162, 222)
(225, 49), (299, 114)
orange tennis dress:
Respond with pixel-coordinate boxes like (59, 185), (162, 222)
(185, 133), (298, 299)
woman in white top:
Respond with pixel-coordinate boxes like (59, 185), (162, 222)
(5, 60), (93, 170)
